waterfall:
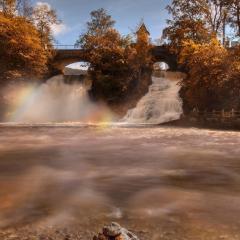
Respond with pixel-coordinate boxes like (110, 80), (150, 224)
(10, 75), (99, 123)
(123, 71), (184, 124)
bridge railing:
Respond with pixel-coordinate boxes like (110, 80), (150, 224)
(53, 45), (81, 50)
(53, 43), (165, 50)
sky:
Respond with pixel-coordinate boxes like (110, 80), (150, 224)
(32, 0), (171, 45)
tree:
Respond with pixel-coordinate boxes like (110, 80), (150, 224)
(32, 2), (61, 48)
(0, 12), (48, 82)
(163, 18), (211, 51)
(163, 0), (232, 50)
(0, 0), (16, 15)
(228, 0), (240, 37)
(16, 0), (32, 18)
(179, 39), (240, 111)
(76, 9), (153, 103)
(0, 0), (32, 17)
(163, 0), (211, 53)
(76, 9), (127, 74)
(85, 8), (115, 36)
(164, 0), (240, 112)
(76, 9), (133, 101)
(205, 0), (227, 35)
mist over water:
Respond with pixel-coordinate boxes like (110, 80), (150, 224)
(1, 126), (240, 239)
(4, 75), (112, 123)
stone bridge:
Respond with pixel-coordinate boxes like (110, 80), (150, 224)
(151, 46), (178, 70)
(52, 47), (86, 73)
(52, 45), (178, 73)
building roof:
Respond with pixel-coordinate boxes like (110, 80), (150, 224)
(136, 23), (150, 35)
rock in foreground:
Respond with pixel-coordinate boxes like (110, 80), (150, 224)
(93, 222), (139, 240)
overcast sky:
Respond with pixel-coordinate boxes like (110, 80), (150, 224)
(32, 0), (171, 45)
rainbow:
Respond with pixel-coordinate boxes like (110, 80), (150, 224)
(4, 82), (116, 126)
(5, 84), (41, 122)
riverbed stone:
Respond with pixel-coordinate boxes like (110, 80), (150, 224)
(93, 233), (108, 240)
(93, 222), (139, 240)
(103, 222), (122, 237)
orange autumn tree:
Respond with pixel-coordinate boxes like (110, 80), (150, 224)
(162, 0), (212, 55)
(76, 8), (132, 101)
(0, 12), (48, 82)
(76, 8), (153, 103)
(179, 39), (240, 111)
(163, 0), (240, 112)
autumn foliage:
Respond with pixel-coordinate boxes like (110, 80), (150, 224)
(179, 39), (240, 111)
(0, 13), (48, 82)
(0, 0), (61, 84)
(76, 9), (153, 103)
(163, 0), (240, 112)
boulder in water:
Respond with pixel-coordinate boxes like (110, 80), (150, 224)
(93, 222), (139, 240)
(103, 222), (122, 237)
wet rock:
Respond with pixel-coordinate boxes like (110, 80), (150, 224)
(93, 233), (108, 240)
(93, 222), (139, 240)
(103, 222), (122, 237)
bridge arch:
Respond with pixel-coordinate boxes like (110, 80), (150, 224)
(151, 46), (178, 71)
(51, 49), (86, 73)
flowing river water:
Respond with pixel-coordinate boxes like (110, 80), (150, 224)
(1, 72), (240, 239)
(1, 126), (240, 239)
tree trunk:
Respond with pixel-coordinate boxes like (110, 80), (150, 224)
(222, 13), (226, 46)
(237, 5), (240, 36)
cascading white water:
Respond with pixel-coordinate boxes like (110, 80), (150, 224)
(12, 75), (98, 123)
(124, 71), (184, 124)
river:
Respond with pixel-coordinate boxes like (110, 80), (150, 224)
(0, 125), (240, 239)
